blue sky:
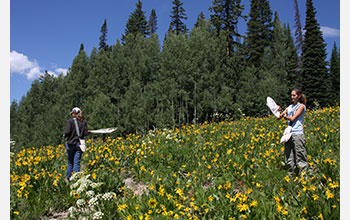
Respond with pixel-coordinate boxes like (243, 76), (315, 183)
(9, 0), (340, 103)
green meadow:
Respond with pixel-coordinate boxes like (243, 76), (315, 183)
(11, 106), (339, 220)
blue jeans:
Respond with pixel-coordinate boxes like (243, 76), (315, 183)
(66, 143), (82, 180)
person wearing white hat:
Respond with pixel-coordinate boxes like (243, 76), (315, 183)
(63, 107), (90, 181)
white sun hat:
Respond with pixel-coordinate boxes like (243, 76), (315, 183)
(70, 107), (81, 114)
(280, 126), (292, 143)
(266, 97), (280, 118)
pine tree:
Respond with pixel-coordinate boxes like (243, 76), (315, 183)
(267, 12), (289, 103)
(329, 42), (340, 104)
(283, 23), (300, 89)
(301, 0), (329, 108)
(149, 9), (158, 36)
(169, 0), (188, 35)
(194, 11), (206, 28)
(63, 44), (90, 109)
(99, 19), (108, 51)
(245, 0), (273, 68)
(79, 43), (84, 52)
(293, 0), (303, 54)
(209, 0), (246, 56)
(122, 0), (149, 43)
(293, 0), (303, 71)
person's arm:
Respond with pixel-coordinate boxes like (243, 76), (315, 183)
(278, 107), (288, 120)
(63, 119), (72, 137)
(284, 105), (304, 122)
(82, 121), (90, 137)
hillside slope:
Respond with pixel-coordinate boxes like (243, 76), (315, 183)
(10, 106), (340, 219)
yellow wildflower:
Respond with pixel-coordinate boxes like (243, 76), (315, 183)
(318, 213), (324, 220)
(238, 203), (248, 212)
(250, 200), (258, 207)
(148, 198), (157, 208)
(118, 204), (128, 211)
(284, 176), (290, 182)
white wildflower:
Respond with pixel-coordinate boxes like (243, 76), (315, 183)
(86, 190), (95, 198)
(88, 197), (99, 207)
(91, 182), (103, 189)
(92, 211), (104, 219)
(102, 192), (115, 201)
(76, 199), (86, 207)
(70, 171), (84, 182)
(68, 206), (76, 214)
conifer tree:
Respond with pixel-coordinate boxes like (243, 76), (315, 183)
(99, 19), (108, 51)
(283, 23), (300, 89)
(329, 42), (340, 104)
(149, 9), (158, 36)
(122, 0), (149, 42)
(194, 11), (206, 28)
(267, 12), (289, 103)
(209, 0), (246, 56)
(293, 0), (303, 53)
(63, 44), (90, 109)
(169, 0), (188, 35)
(301, 0), (329, 107)
(245, 0), (273, 67)
(79, 43), (84, 52)
(293, 0), (303, 71)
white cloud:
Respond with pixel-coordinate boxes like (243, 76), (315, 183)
(55, 68), (68, 76)
(10, 50), (68, 79)
(320, 26), (340, 37)
(27, 66), (42, 79)
(46, 70), (57, 78)
(10, 51), (42, 79)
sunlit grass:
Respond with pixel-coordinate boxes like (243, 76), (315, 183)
(10, 106), (340, 219)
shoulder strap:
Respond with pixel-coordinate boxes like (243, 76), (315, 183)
(73, 117), (80, 137)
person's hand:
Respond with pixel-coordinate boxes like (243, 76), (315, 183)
(278, 113), (283, 120)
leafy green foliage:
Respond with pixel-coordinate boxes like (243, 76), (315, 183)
(99, 19), (108, 51)
(122, 0), (149, 43)
(329, 42), (340, 103)
(245, 0), (273, 67)
(169, 0), (188, 35)
(10, 0), (338, 153)
(301, 0), (330, 108)
(10, 106), (340, 219)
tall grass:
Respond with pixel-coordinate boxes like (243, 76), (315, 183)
(10, 106), (340, 219)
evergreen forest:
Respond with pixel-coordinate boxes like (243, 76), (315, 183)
(10, 0), (340, 151)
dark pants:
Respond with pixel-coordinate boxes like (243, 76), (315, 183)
(66, 143), (82, 180)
